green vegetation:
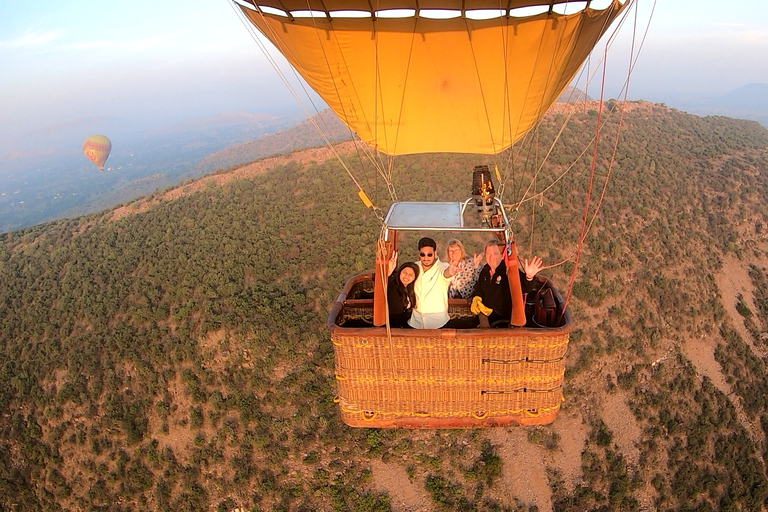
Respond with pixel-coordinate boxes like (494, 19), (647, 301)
(1, 102), (768, 509)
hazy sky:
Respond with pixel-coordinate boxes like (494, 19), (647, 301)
(1, 0), (767, 144)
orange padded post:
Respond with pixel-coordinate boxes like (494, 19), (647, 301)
(373, 232), (398, 327)
(506, 240), (527, 327)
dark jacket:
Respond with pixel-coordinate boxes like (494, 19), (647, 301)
(387, 274), (414, 328)
(473, 261), (539, 324)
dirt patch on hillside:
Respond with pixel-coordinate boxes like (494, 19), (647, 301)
(680, 333), (729, 395)
(715, 255), (761, 353)
(549, 409), (588, 492)
(151, 376), (194, 454)
(487, 429), (552, 511)
(707, 254), (768, 449)
(601, 390), (641, 469)
(681, 332), (766, 452)
(369, 459), (433, 512)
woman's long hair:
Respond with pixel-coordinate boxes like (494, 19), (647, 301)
(394, 262), (420, 311)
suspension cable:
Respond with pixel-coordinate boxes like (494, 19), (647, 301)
(302, 0), (398, 201)
(227, 0), (387, 220)
(465, 17), (502, 156)
(508, 1), (632, 216)
(561, 46), (608, 314)
(560, 0), (654, 315)
(580, 0), (656, 241)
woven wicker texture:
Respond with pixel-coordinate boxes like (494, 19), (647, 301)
(333, 328), (566, 412)
(328, 274), (571, 427)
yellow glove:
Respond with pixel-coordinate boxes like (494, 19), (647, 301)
(471, 296), (493, 316)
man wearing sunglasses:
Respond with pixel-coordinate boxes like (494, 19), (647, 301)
(408, 237), (459, 329)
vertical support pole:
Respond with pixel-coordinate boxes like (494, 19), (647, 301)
(373, 231), (398, 327)
(506, 240), (527, 327)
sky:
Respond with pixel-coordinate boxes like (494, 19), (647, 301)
(1, 0), (767, 147)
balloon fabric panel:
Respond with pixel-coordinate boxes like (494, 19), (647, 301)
(241, 2), (626, 155)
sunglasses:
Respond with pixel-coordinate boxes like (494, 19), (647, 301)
(419, 252), (434, 257)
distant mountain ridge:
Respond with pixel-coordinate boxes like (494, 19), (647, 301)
(190, 109), (352, 175)
(719, 83), (768, 110)
(676, 83), (768, 128)
(557, 85), (593, 102)
(142, 111), (285, 137)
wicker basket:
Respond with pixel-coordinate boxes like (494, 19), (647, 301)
(327, 274), (572, 428)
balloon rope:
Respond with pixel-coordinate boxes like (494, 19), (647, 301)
(508, 0), (640, 234)
(371, 4), (397, 186)
(494, 12), (513, 194)
(301, 2), (398, 202)
(228, 1), (386, 220)
(515, 0), (652, 278)
(560, 0), (652, 317)
(580, 0), (655, 242)
(528, 156), (537, 256)
(465, 18), (500, 155)
(385, 23), (418, 175)
(560, 48), (608, 317)
(499, 7), (577, 202)
(501, 8), (560, 192)
(502, 31), (604, 209)
(504, 37), (587, 212)
(376, 239), (397, 382)
(510, 1), (626, 215)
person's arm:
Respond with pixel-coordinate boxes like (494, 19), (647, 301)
(387, 250), (398, 277)
(471, 266), (485, 299)
(471, 254), (483, 280)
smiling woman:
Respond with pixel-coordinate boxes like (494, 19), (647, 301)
(446, 238), (482, 300)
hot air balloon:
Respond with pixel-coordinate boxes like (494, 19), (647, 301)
(235, 0), (628, 155)
(233, 0), (631, 428)
(83, 135), (112, 172)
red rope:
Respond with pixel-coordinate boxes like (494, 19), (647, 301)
(561, 46), (609, 315)
(560, 1), (645, 318)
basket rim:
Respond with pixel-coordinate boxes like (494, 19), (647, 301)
(327, 272), (573, 337)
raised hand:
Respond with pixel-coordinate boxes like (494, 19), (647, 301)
(521, 256), (543, 281)
(472, 252), (483, 268)
(387, 250), (398, 276)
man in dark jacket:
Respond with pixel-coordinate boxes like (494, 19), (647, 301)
(472, 242), (542, 327)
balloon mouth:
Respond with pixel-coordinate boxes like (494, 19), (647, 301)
(236, 0), (623, 19)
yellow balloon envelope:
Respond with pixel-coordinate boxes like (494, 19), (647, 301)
(83, 135), (112, 171)
(238, 0), (628, 155)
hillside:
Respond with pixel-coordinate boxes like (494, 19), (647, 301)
(190, 109), (352, 176)
(2, 102), (768, 511)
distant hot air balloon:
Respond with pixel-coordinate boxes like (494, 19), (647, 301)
(83, 135), (112, 171)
